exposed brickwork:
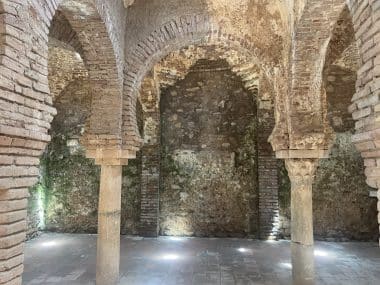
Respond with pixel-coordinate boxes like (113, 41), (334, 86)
(47, 37), (87, 100)
(287, 0), (346, 152)
(345, 0), (380, 244)
(49, 10), (84, 56)
(0, 0), (380, 283)
(134, 44), (284, 238)
(136, 44), (262, 237)
(257, 76), (279, 240)
(138, 73), (161, 237)
(0, 0), (126, 283)
(122, 15), (280, 152)
(291, 0), (380, 243)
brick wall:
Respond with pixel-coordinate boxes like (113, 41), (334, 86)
(1, 1), (56, 282)
(122, 0), (287, 152)
(346, 0), (380, 243)
(0, 0), (379, 283)
(138, 73), (161, 237)
(257, 76), (279, 240)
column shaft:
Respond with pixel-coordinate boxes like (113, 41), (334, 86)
(285, 158), (318, 285)
(285, 159), (318, 246)
(96, 165), (122, 285)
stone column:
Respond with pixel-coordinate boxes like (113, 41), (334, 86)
(96, 165), (122, 285)
(285, 158), (318, 285)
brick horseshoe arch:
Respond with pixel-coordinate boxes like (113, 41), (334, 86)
(294, 0), (380, 243)
(121, 14), (286, 152)
(292, 0), (380, 164)
(52, 0), (124, 160)
(153, 45), (261, 91)
(0, 0), (123, 283)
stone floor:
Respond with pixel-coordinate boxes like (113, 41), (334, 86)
(23, 233), (380, 285)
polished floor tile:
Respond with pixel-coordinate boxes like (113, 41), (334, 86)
(23, 233), (380, 285)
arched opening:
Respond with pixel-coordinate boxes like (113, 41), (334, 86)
(26, 12), (96, 237)
(315, 6), (377, 241)
(19, 1), (125, 284)
(278, 4), (378, 244)
(128, 43), (281, 240)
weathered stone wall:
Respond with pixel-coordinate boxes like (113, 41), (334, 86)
(312, 45), (377, 241)
(27, 39), (377, 241)
(1, 0), (380, 283)
(278, 138), (377, 242)
(22, 1), (378, 244)
(47, 37), (86, 100)
(159, 59), (258, 237)
(40, 78), (98, 232)
(313, 133), (377, 241)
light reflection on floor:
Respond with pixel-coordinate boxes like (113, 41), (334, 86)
(23, 233), (380, 285)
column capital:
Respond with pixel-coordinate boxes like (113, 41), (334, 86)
(285, 158), (319, 179)
(285, 158), (319, 187)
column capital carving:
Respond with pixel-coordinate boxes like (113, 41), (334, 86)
(285, 159), (319, 187)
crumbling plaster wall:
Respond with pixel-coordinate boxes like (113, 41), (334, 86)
(159, 59), (258, 237)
